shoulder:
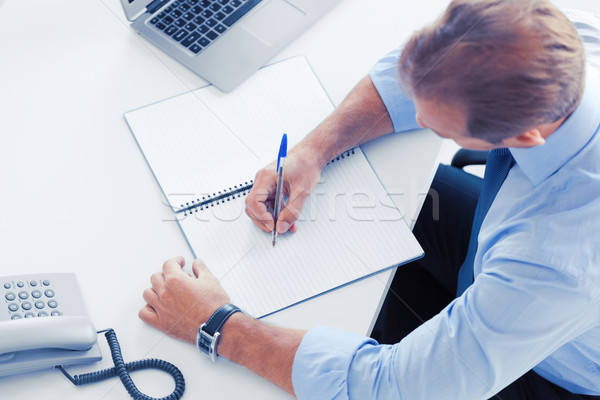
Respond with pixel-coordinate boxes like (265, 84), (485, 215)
(562, 8), (600, 70)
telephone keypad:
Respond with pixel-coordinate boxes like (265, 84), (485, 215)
(2, 276), (67, 320)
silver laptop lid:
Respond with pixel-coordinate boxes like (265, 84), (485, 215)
(121, 0), (153, 21)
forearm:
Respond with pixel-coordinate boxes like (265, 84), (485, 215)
(218, 313), (306, 395)
(298, 75), (395, 169)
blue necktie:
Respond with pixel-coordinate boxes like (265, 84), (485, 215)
(456, 148), (515, 296)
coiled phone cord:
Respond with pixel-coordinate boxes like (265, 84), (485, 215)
(57, 329), (185, 400)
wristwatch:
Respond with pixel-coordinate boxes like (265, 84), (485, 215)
(197, 303), (242, 362)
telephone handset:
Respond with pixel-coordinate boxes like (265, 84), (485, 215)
(1, 273), (185, 400)
(1, 273), (102, 376)
(0, 316), (97, 361)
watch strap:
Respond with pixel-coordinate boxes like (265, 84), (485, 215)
(197, 303), (241, 362)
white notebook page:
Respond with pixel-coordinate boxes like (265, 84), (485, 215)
(124, 56), (333, 211)
(178, 149), (423, 317)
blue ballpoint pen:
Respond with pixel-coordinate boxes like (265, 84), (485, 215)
(272, 133), (287, 247)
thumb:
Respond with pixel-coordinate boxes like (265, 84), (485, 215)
(192, 258), (208, 278)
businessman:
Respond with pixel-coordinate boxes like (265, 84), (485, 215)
(140, 1), (600, 398)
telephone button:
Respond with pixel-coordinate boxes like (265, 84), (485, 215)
(21, 301), (32, 311)
(3, 282), (10, 289)
(42, 280), (50, 286)
(18, 291), (29, 300)
(47, 300), (58, 309)
(51, 311), (62, 316)
(8, 303), (19, 312)
(24, 312), (35, 318)
(16, 281), (24, 288)
(38, 311), (48, 317)
(11, 314), (22, 320)
(29, 280), (37, 287)
(34, 300), (45, 309)
(31, 290), (42, 298)
(44, 289), (55, 298)
(5, 292), (16, 301)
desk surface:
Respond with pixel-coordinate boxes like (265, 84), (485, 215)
(0, 0), (445, 398)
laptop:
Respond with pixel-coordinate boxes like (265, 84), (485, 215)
(121, 0), (341, 91)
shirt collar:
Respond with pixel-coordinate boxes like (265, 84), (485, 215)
(510, 72), (600, 186)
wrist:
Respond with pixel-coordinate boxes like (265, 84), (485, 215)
(297, 127), (346, 170)
(196, 303), (243, 361)
(214, 311), (251, 361)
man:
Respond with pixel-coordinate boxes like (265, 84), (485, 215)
(139, 1), (600, 398)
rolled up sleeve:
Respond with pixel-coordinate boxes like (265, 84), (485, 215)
(369, 47), (420, 133)
(291, 257), (599, 399)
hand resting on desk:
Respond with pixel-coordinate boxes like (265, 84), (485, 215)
(139, 256), (231, 344)
(139, 257), (305, 394)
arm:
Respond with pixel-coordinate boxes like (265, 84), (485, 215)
(245, 75), (400, 234)
(139, 253), (598, 399)
(293, 259), (599, 399)
(299, 75), (396, 169)
(138, 257), (304, 394)
(246, 46), (420, 235)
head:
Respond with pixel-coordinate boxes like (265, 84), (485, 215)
(399, 0), (586, 149)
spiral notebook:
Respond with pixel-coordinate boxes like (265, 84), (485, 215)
(125, 56), (423, 317)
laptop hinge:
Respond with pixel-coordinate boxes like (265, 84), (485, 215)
(146, 0), (170, 14)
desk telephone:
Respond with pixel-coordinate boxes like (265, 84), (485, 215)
(1, 273), (185, 400)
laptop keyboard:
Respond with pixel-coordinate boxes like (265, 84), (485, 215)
(149, 0), (262, 55)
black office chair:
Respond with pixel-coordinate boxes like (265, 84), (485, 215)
(450, 149), (489, 169)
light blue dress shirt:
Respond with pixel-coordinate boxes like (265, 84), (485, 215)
(292, 10), (600, 400)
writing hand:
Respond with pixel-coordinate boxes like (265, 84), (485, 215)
(245, 144), (322, 235)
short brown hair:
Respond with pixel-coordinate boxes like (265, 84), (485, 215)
(399, 0), (585, 143)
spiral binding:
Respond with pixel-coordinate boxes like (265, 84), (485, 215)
(181, 180), (254, 216)
(328, 148), (356, 164)
(57, 329), (185, 400)
(179, 149), (356, 216)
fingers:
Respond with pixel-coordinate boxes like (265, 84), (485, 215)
(245, 168), (277, 232)
(143, 287), (159, 305)
(245, 203), (274, 233)
(162, 256), (186, 277)
(138, 304), (158, 325)
(192, 258), (208, 278)
(276, 187), (310, 234)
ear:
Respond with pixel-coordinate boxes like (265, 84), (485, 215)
(502, 128), (546, 149)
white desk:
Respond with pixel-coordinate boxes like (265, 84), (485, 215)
(0, 0), (445, 398)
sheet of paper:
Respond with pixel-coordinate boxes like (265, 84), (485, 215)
(124, 56), (334, 211)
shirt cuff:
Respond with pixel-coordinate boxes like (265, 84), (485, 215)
(292, 326), (377, 400)
(368, 47), (420, 133)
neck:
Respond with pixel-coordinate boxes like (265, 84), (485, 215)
(540, 114), (569, 139)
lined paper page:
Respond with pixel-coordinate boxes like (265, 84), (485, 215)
(179, 149), (423, 318)
(124, 56), (333, 211)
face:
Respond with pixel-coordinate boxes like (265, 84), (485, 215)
(413, 96), (501, 151)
